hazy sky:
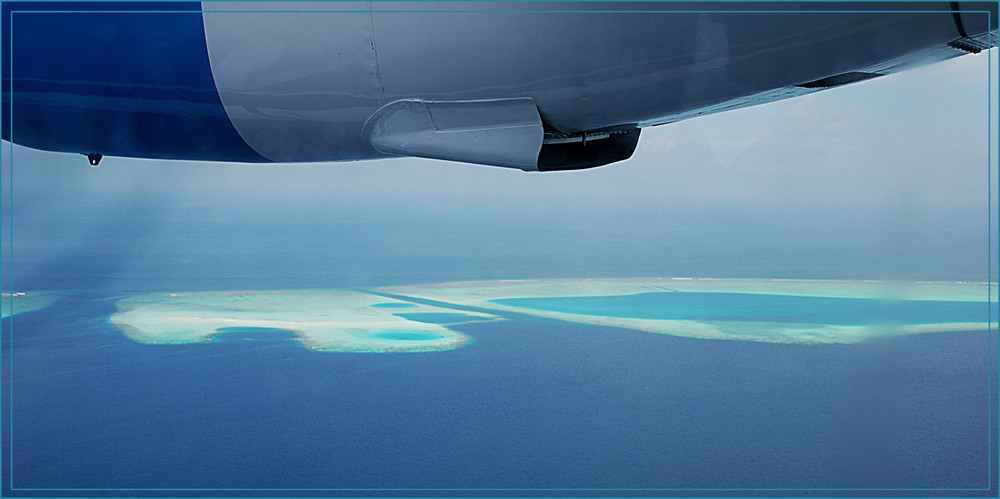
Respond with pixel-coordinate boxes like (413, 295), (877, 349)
(1, 45), (996, 288)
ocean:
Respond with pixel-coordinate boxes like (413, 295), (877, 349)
(2, 185), (997, 495)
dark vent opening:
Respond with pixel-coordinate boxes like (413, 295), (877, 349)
(796, 72), (883, 89)
(537, 128), (641, 172)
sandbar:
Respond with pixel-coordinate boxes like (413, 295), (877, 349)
(380, 278), (996, 344)
(2, 291), (63, 319)
(110, 289), (498, 353)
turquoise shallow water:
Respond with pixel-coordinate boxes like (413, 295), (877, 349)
(370, 302), (417, 309)
(393, 312), (478, 324)
(212, 326), (297, 342)
(370, 332), (443, 341)
(492, 292), (997, 325)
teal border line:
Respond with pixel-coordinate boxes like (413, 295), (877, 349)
(7, 7), (13, 495)
(8, 489), (998, 493)
(9, 0), (994, 3)
(988, 13), (995, 496)
(6, 9), (987, 13)
(3, 4), (997, 495)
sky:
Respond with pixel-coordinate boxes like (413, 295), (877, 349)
(1, 46), (997, 285)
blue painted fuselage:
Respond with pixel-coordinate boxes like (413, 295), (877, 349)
(2, 2), (265, 162)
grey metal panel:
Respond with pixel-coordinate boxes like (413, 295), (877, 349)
(363, 98), (544, 170)
(201, 2), (386, 162)
(370, 7), (964, 134)
(199, 2), (982, 165)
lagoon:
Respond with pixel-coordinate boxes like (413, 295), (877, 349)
(492, 291), (996, 325)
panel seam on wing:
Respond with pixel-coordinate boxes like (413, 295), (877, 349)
(368, 2), (387, 105)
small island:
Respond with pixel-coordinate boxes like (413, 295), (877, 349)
(380, 278), (996, 344)
(2, 291), (63, 319)
(110, 289), (498, 353)
(108, 279), (995, 350)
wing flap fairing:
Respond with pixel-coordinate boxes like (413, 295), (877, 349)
(363, 98), (545, 171)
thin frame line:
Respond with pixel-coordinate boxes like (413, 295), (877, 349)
(4, 5), (997, 493)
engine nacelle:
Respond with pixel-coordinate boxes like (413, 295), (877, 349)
(363, 97), (639, 171)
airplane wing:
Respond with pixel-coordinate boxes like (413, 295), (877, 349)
(2, 1), (996, 170)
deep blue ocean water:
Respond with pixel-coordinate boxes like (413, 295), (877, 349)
(2, 292), (995, 493)
(1, 200), (996, 495)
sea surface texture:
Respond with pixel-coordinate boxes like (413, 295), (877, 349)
(3, 277), (996, 494)
(2, 193), (996, 495)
